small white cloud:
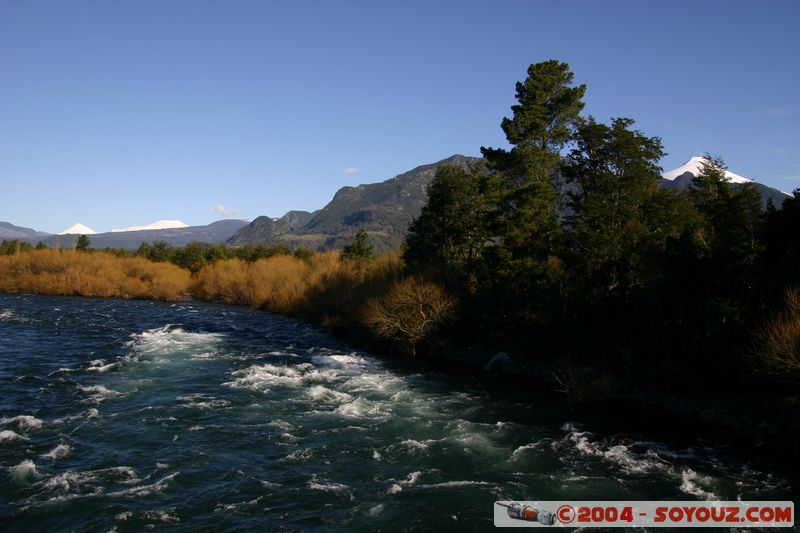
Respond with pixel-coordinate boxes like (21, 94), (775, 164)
(343, 167), (360, 174)
(210, 203), (241, 218)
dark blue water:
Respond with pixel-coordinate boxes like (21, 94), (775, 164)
(0, 294), (792, 531)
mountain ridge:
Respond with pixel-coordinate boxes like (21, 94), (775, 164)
(228, 154), (481, 250)
(4, 155), (790, 251)
(0, 221), (51, 240)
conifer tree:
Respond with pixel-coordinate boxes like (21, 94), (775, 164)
(76, 234), (92, 252)
(404, 163), (496, 285)
(343, 229), (376, 260)
(478, 60), (586, 328)
(563, 117), (686, 301)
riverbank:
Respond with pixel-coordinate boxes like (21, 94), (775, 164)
(2, 248), (799, 486)
(0, 249), (451, 356)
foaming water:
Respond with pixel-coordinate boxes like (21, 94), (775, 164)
(0, 294), (794, 531)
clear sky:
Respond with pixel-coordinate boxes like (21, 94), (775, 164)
(1, 0), (798, 234)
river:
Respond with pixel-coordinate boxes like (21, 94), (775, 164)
(0, 294), (793, 531)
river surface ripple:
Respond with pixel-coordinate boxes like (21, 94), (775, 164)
(0, 294), (792, 531)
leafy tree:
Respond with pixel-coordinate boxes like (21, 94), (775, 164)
(76, 234), (92, 252)
(343, 229), (376, 260)
(669, 154), (766, 368)
(558, 117), (700, 362)
(136, 241), (152, 258)
(137, 240), (174, 263)
(563, 117), (684, 301)
(35, 241), (47, 250)
(482, 60), (586, 186)
(481, 60), (586, 252)
(763, 189), (800, 301)
(404, 163), (497, 286)
(294, 247), (314, 262)
(174, 241), (209, 272)
(476, 60), (587, 332)
(208, 244), (229, 263)
(689, 155), (763, 273)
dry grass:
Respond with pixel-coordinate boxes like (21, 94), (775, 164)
(193, 255), (313, 313)
(193, 252), (455, 354)
(753, 288), (800, 380)
(193, 252), (404, 321)
(0, 249), (191, 301)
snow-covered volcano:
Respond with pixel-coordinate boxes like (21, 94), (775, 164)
(663, 156), (751, 184)
(58, 223), (96, 235)
(110, 220), (189, 233)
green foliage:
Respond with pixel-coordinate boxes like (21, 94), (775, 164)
(475, 61), (586, 336)
(763, 190), (800, 302)
(76, 234), (92, 252)
(404, 163), (497, 284)
(293, 247), (314, 262)
(133, 240), (294, 271)
(0, 240), (33, 255)
(481, 60), (585, 259)
(482, 60), (586, 185)
(401, 59), (796, 391)
(343, 229), (376, 260)
(563, 117), (679, 301)
(689, 155), (764, 269)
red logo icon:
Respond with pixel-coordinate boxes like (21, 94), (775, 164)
(557, 505), (576, 524)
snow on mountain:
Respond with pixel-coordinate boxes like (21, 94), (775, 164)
(663, 156), (751, 184)
(58, 223), (96, 235)
(110, 220), (189, 233)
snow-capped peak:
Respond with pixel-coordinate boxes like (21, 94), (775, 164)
(58, 223), (96, 235)
(110, 220), (189, 233)
(662, 156), (751, 184)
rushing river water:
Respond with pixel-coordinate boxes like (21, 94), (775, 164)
(0, 294), (793, 531)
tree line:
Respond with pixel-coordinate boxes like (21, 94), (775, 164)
(403, 60), (800, 390)
(0, 238), (318, 273)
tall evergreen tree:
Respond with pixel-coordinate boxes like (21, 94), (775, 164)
(763, 189), (800, 301)
(678, 154), (765, 365)
(559, 117), (697, 360)
(689, 155), (763, 272)
(563, 117), (685, 301)
(481, 61), (585, 246)
(478, 60), (586, 331)
(76, 234), (92, 252)
(404, 163), (497, 287)
(343, 229), (376, 260)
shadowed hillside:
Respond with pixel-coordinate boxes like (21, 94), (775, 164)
(228, 154), (481, 251)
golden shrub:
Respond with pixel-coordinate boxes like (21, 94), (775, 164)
(754, 288), (800, 379)
(362, 277), (456, 356)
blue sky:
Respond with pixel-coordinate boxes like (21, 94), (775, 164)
(1, 0), (798, 233)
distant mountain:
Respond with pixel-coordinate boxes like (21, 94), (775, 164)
(43, 220), (249, 250)
(661, 156), (789, 209)
(663, 156), (751, 184)
(111, 220), (189, 232)
(59, 223), (96, 235)
(0, 221), (50, 240)
(228, 154), (481, 250)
